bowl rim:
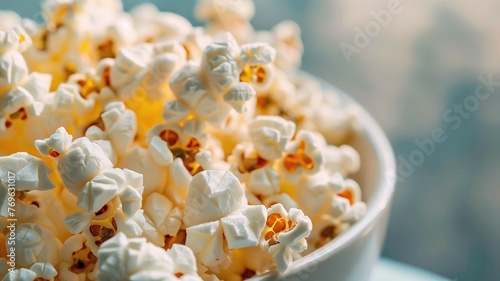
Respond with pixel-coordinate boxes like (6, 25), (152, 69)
(249, 75), (396, 280)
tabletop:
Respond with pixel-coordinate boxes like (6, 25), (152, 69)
(371, 258), (452, 281)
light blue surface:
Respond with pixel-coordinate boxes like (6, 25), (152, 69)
(372, 258), (451, 281)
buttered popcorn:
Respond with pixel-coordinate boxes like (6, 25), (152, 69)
(0, 1), (367, 280)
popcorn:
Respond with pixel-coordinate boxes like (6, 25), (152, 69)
(306, 215), (350, 252)
(280, 130), (324, 184)
(270, 21), (304, 71)
(15, 223), (62, 268)
(107, 40), (186, 102)
(97, 232), (202, 281)
(0, 153), (55, 219)
(166, 244), (203, 280)
(228, 143), (281, 197)
(117, 143), (170, 198)
(261, 204), (312, 273)
(0, 1), (368, 279)
(332, 179), (366, 223)
(35, 127), (113, 197)
(130, 3), (193, 43)
(164, 33), (263, 127)
(65, 168), (145, 254)
(23, 0), (130, 87)
(325, 141), (358, 175)
(85, 102), (137, 158)
(239, 43), (276, 92)
(0, 11), (21, 31)
(214, 247), (271, 281)
(59, 234), (98, 281)
(248, 116), (295, 160)
(292, 167), (347, 218)
(183, 27), (213, 61)
(184, 170), (266, 267)
(40, 84), (98, 136)
(0, 27), (51, 135)
(195, 0), (255, 43)
(141, 193), (182, 248)
(2, 263), (58, 281)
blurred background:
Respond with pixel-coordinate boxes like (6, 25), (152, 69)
(2, 0), (499, 280)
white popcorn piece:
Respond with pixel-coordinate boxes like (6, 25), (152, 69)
(281, 130), (324, 184)
(0, 82), (48, 133)
(185, 221), (226, 267)
(17, 188), (73, 243)
(195, 0), (255, 43)
(239, 43), (276, 92)
(64, 204), (146, 255)
(323, 144), (361, 177)
(184, 171), (246, 227)
(332, 179), (366, 223)
(0, 152), (55, 218)
(97, 232), (202, 281)
(228, 142), (281, 198)
(39, 84), (97, 135)
(167, 65), (232, 126)
(248, 116), (295, 160)
(130, 3), (193, 43)
(77, 168), (144, 216)
(200, 33), (240, 96)
(97, 232), (172, 281)
(164, 33), (259, 127)
(328, 195), (351, 219)
(183, 27), (213, 61)
(148, 119), (208, 152)
(220, 205), (266, 249)
(145, 120), (209, 200)
(306, 214), (350, 252)
(59, 234), (98, 281)
(95, 13), (137, 60)
(0, 26), (31, 54)
(108, 41), (186, 102)
(314, 105), (358, 146)
(261, 204), (312, 273)
(215, 246), (274, 280)
(0, 11), (21, 32)
(271, 21), (304, 71)
(0, 27), (51, 133)
(293, 169), (345, 220)
(29, 0), (128, 78)
(184, 170), (266, 267)
(117, 143), (170, 198)
(166, 244), (204, 280)
(2, 269), (37, 281)
(15, 223), (62, 268)
(28, 263), (58, 281)
(85, 101), (137, 157)
(262, 193), (298, 211)
(35, 127), (113, 195)
(141, 193), (182, 248)
(167, 158), (194, 208)
(222, 82), (255, 114)
(64, 168), (145, 254)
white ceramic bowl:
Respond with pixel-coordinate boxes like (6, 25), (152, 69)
(250, 77), (396, 281)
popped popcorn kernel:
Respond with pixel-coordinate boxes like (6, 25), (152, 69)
(261, 204), (312, 273)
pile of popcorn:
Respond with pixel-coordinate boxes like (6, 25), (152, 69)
(0, 0), (366, 280)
